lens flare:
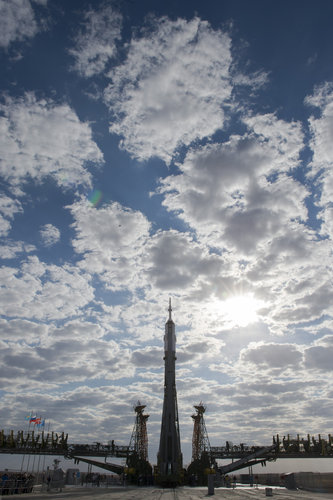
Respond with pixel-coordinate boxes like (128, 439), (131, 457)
(88, 189), (102, 207)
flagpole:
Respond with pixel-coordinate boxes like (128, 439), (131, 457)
(21, 412), (33, 472)
(31, 420), (37, 474)
(31, 416), (41, 474)
(41, 420), (50, 477)
(26, 413), (34, 473)
(25, 412), (40, 472)
(36, 418), (44, 485)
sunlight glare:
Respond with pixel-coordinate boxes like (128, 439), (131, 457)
(212, 294), (264, 327)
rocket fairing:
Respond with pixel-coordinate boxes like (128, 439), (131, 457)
(164, 301), (176, 353)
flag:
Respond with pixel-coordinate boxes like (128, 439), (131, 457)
(34, 418), (41, 425)
(36, 419), (45, 429)
(25, 413), (36, 421)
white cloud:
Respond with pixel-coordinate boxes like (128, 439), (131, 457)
(300, 318), (333, 337)
(0, 316), (134, 394)
(40, 223), (60, 247)
(0, 318), (47, 342)
(69, 199), (150, 290)
(0, 241), (35, 259)
(222, 175), (308, 253)
(306, 83), (333, 180)
(225, 336), (333, 386)
(143, 229), (224, 291)
(0, 256), (94, 320)
(0, 217), (11, 238)
(0, 0), (46, 49)
(0, 194), (22, 236)
(304, 335), (333, 372)
(153, 109), (333, 335)
(305, 81), (333, 110)
(0, 194), (22, 219)
(243, 113), (304, 172)
(131, 346), (162, 368)
(0, 195), (35, 258)
(0, 93), (103, 189)
(240, 342), (303, 370)
(35, 338), (134, 382)
(70, 200), (150, 258)
(281, 282), (333, 323)
(50, 320), (106, 341)
(69, 3), (122, 77)
(159, 114), (306, 253)
(105, 16), (233, 163)
(306, 83), (333, 239)
(304, 345), (333, 372)
(320, 205), (333, 238)
(246, 240), (332, 334)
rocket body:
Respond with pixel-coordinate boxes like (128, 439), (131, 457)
(164, 319), (176, 353)
(158, 302), (182, 481)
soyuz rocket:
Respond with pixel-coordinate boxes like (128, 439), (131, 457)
(157, 299), (182, 483)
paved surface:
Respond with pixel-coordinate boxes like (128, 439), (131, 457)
(11, 486), (333, 499)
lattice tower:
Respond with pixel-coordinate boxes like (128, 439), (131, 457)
(129, 401), (149, 461)
(191, 402), (211, 461)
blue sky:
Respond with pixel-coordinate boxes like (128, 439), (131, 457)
(1, 0), (333, 470)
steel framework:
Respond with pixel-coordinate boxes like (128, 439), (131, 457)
(191, 402), (211, 462)
(128, 401), (149, 461)
(0, 429), (68, 455)
(210, 434), (333, 460)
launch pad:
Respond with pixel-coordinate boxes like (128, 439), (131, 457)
(0, 302), (332, 486)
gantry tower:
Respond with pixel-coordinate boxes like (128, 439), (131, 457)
(188, 402), (215, 484)
(157, 299), (182, 484)
(129, 401), (149, 461)
(191, 402), (211, 461)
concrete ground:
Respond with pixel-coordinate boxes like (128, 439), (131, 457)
(12, 485), (333, 500)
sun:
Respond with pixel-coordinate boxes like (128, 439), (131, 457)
(218, 294), (264, 327)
